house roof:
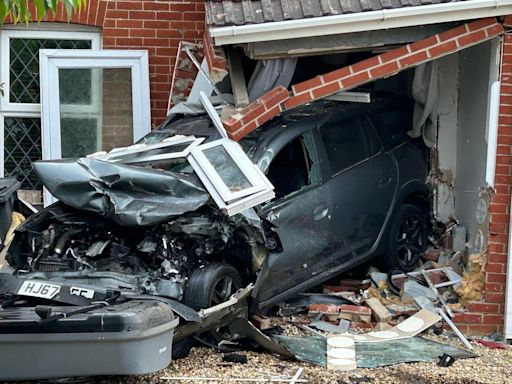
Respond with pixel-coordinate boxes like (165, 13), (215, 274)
(205, 0), (464, 27)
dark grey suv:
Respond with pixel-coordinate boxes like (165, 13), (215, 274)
(0, 95), (429, 379)
(244, 96), (429, 308)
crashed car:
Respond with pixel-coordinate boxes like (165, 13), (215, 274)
(0, 95), (429, 379)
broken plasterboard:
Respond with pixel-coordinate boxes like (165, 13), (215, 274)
(327, 335), (357, 371)
(353, 309), (441, 343)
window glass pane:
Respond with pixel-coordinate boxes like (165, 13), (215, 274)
(203, 146), (252, 192)
(61, 118), (99, 158)
(59, 68), (92, 104)
(3, 117), (42, 189)
(267, 135), (312, 199)
(59, 67), (134, 157)
(319, 117), (369, 174)
(364, 120), (381, 157)
(378, 110), (411, 146)
(9, 38), (91, 103)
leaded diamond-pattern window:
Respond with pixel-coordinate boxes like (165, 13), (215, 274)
(9, 38), (91, 104)
(4, 117), (42, 189)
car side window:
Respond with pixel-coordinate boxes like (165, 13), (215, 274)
(266, 133), (317, 199)
(377, 109), (411, 147)
(319, 116), (370, 175)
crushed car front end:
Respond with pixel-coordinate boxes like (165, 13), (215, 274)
(0, 113), (272, 380)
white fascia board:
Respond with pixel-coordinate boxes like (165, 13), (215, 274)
(210, 0), (512, 45)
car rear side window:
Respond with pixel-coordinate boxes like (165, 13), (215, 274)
(319, 117), (370, 175)
(377, 109), (411, 147)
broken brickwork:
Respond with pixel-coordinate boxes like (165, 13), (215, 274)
(222, 18), (503, 143)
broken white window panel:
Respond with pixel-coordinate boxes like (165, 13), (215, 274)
(89, 136), (204, 164)
(188, 155), (274, 216)
(114, 138), (205, 165)
(190, 139), (272, 203)
(187, 141), (274, 216)
(438, 308), (473, 350)
(182, 45), (225, 99)
(325, 91), (371, 103)
(199, 91), (229, 139)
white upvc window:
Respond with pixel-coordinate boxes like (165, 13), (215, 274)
(0, 28), (101, 195)
(91, 135), (205, 164)
(188, 138), (275, 216)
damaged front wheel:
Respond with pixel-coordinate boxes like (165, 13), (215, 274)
(184, 263), (247, 344)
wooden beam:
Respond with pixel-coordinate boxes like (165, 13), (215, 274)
(227, 48), (250, 107)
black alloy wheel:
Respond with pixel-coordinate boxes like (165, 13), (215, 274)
(383, 204), (428, 272)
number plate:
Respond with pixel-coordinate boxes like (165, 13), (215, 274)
(18, 281), (61, 299)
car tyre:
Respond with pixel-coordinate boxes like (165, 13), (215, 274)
(184, 263), (247, 344)
(382, 204), (427, 272)
(172, 338), (194, 360)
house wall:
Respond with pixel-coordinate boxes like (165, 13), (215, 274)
(455, 41), (492, 233)
(435, 54), (459, 224)
(4, 0), (206, 127)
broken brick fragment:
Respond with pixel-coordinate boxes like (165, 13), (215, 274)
(222, 86), (290, 141)
(308, 304), (342, 317)
(338, 305), (372, 322)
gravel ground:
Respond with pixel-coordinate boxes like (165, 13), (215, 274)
(94, 333), (512, 384)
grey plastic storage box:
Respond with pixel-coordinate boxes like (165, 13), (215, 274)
(0, 178), (20, 245)
(0, 300), (179, 380)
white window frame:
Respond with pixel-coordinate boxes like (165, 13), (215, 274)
(0, 28), (101, 182)
(98, 136), (205, 164)
(39, 49), (151, 162)
(190, 139), (269, 202)
(188, 138), (274, 215)
(0, 29), (101, 115)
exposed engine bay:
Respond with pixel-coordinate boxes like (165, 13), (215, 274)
(6, 203), (267, 302)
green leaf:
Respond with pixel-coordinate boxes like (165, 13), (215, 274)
(34, 0), (45, 21)
(0, 0), (87, 24)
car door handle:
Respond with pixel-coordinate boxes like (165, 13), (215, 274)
(313, 204), (329, 221)
(378, 177), (392, 189)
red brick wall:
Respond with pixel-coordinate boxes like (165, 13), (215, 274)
(6, 0), (206, 126)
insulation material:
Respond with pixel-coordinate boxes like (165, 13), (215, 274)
(247, 58), (297, 102)
(409, 61), (439, 148)
(3, 212), (25, 246)
(455, 253), (486, 305)
(353, 309), (441, 343)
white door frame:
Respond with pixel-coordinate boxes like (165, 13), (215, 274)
(39, 49), (151, 204)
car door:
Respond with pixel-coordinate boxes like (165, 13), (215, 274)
(317, 113), (397, 266)
(253, 130), (335, 306)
